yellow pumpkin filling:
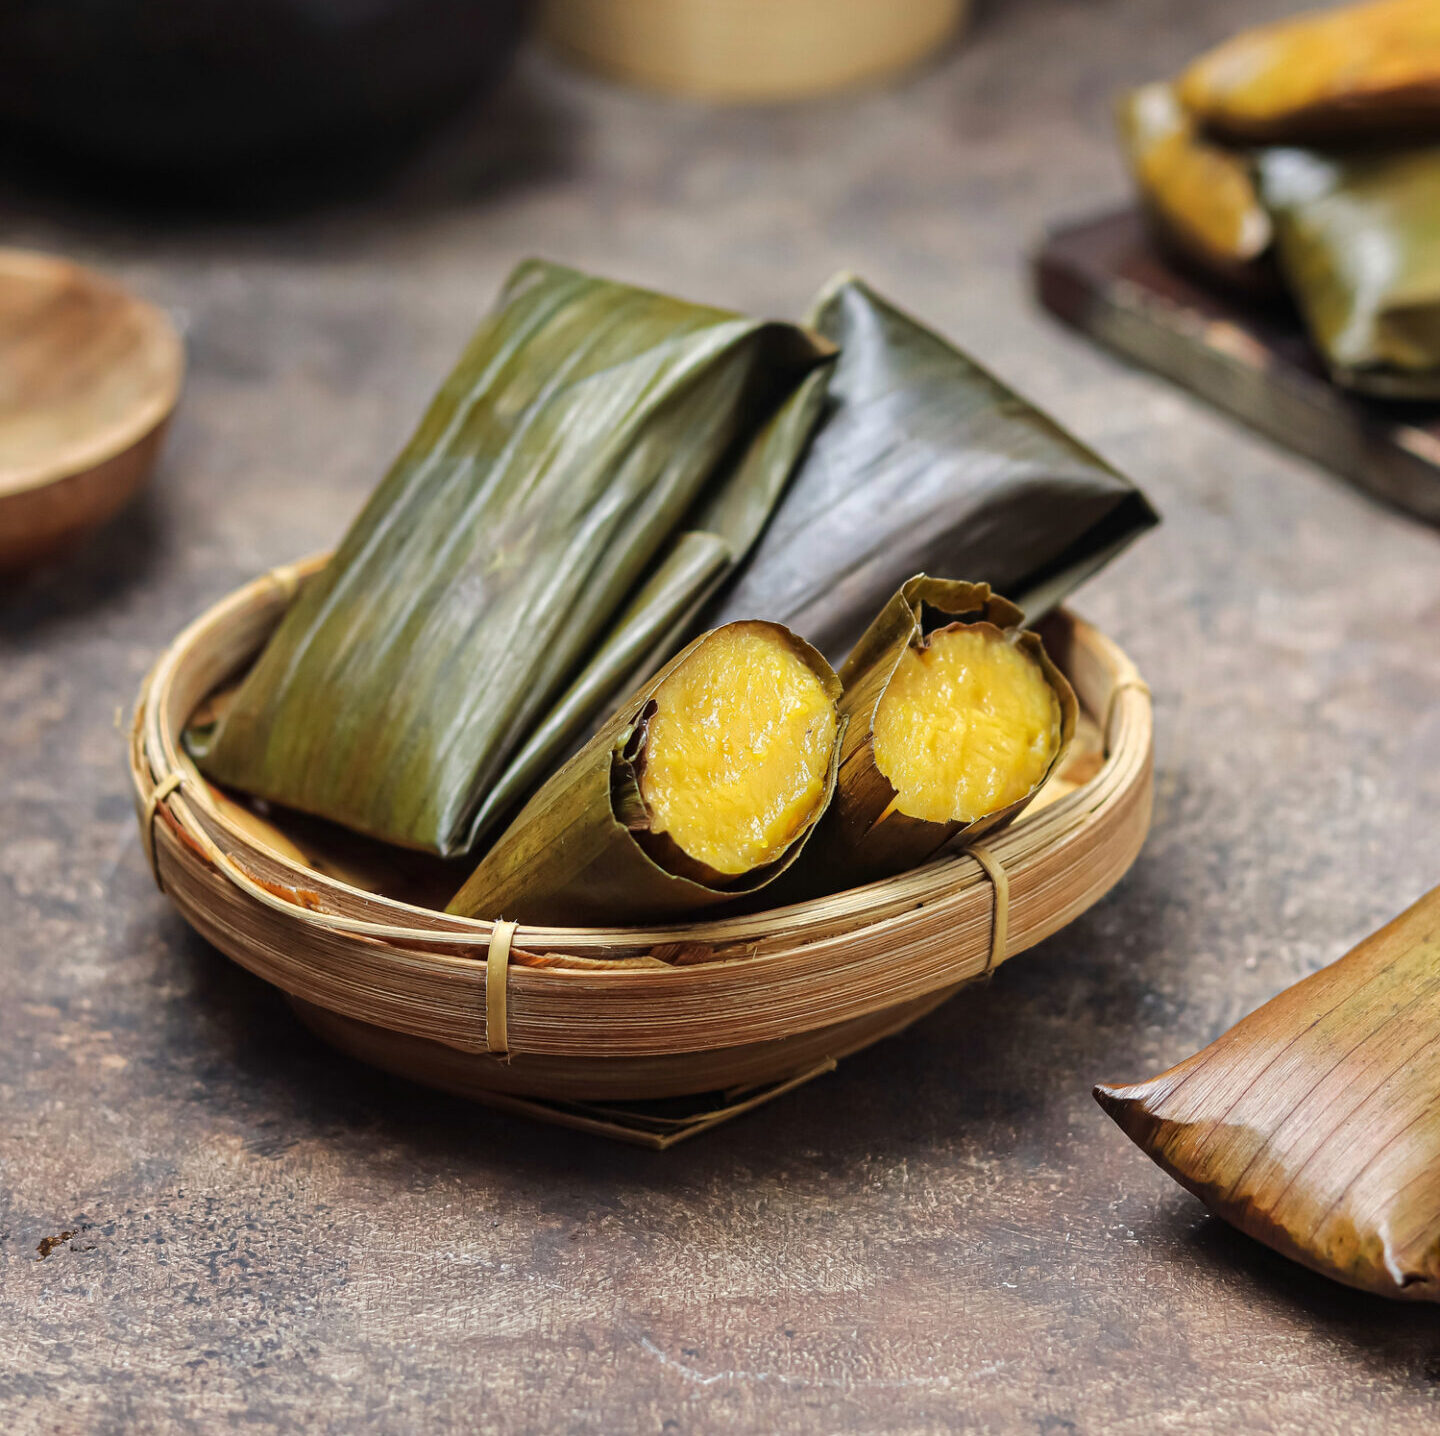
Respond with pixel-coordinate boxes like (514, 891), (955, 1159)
(1123, 83), (1272, 263)
(1178, 0), (1440, 138)
(872, 627), (1060, 825)
(638, 624), (838, 876)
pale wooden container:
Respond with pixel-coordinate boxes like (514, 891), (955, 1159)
(540, 0), (970, 102)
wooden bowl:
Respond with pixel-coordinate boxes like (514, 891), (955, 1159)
(129, 557), (1153, 1139)
(541, 0), (968, 103)
(0, 250), (183, 573)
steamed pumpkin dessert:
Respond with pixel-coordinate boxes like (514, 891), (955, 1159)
(636, 622), (839, 877)
(447, 620), (842, 925)
(871, 624), (1061, 827)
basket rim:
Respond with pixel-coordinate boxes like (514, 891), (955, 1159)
(129, 557), (1153, 1059)
(132, 554), (1151, 960)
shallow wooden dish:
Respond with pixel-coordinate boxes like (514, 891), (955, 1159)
(0, 249), (183, 573)
(130, 558), (1152, 1140)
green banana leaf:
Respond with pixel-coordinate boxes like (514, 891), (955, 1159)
(447, 623), (843, 926)
(1257, 144), (1440, 397)
(698, 275), (1158, 662)
(1116, 81), (1274, 292)
(194, 260), (834, 856)
(466, 363), (832, 844)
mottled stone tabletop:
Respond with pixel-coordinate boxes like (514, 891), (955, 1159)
(3, 2), (1438, 1431)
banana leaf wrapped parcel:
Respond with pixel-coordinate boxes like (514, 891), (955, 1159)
(1116, 82), (1274, 292)
(449, 622), (843, 925)
(789, 577), (1076, 893)
(1256, 144), (1440, 397)
(1098, 882), (1440, 1302)
(700, 276), (1158, 664)
(1178, 0), (1440, 145)
(193, 260), (835, 856)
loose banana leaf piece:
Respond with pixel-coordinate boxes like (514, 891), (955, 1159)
(195, 260), (833, 856)
(1179, 0), (1440, 145)
(1116, 81), (1274, 292)
(1097, 884), (1440, 1302)
(1257, 145), (1440, 398)
(701, 276), (1158, 663)
(448, 622), (843, 926)
(791, 577), (1076, 894)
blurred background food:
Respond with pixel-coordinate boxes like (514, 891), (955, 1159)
(540, 0), (968, 102)
(1114, 0), (1440, 396)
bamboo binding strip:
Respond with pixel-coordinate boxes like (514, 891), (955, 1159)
(130, 557), (1153, 1092)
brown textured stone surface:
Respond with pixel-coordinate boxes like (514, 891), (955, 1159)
(3, 2), (1439, 1431)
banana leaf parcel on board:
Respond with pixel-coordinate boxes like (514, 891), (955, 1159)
(1115, 81), (1274, 292)
(700, 275), (1158, 665)
(194, 260), (835, 856)
(1256, 144), (1440, 398)
(1177, 0), (1440, 146)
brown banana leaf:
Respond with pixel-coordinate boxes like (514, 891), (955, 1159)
(1097, 883), (1440, 1303)
(1257, 144), (1440, 398)
(1178, 0), (1440, 146)
(193, 260), (833, 856)
(447, 624), (843, 926)
(789, 576), (1076, 894)
(699, 275), (1159, 665)
(1116, 81), (1275, 293)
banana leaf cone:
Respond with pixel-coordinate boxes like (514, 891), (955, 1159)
(192, 260), (835, 856)
(447, 623), (844, 926)
(700, 275), (1158, 664)
(788, 576), (1077, 895)
(1178, 0), (1440, 146)
(1256, 144), (1440, 398)
(1116, 82), (1275, 293)
(1097, 882), (1440, 1302)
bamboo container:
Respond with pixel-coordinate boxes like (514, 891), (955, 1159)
(540, 0), (969, 103)
(130, 556), (1152, 1146)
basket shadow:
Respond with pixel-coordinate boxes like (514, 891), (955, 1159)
(171, 850), (1171, 1188)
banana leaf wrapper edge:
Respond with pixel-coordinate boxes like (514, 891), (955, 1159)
(788, 576), (1078, 896)
(447, 623), (846, 927)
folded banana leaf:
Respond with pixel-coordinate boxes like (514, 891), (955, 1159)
(1116, 82), (1274, 292)
(791, 577), (1075, 893)
(1178, 0), (1440, 145)
(448, 623), (843, 925)
(1257, 145), (1440, 398)
(194, 260), (834, 856)
(467, 363), (833, 844)
(700, 276), (1158, 664)
(1097, 883), (1440, 1302)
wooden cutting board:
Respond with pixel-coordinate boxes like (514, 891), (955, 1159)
(1034, 209), (1440, 526)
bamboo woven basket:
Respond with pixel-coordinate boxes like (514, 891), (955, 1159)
(130, 557), (1153, 1146)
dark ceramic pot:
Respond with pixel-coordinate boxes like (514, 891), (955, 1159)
(0, 1), (531, 175)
